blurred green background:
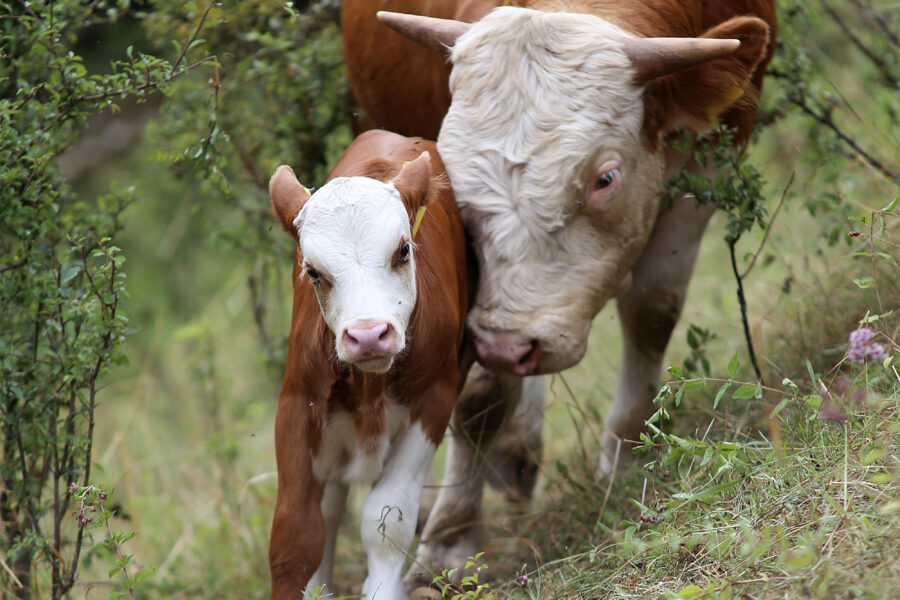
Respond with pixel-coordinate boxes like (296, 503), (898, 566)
(3, 0), (898, 598)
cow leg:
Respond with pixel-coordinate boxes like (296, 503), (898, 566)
(598, 192), (718, 476)
(484, 375), (544, 501)
(408, 363), (524, 583)
(304, 480), (349, 599)
(360, 420), (440, 600)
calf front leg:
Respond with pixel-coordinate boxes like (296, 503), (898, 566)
(409, 363), (524, 583)
(599, 194), (717, 476)
(270, 398), (326, 599)
(360, 420), (441, 600)
(304, 480), (348, 599)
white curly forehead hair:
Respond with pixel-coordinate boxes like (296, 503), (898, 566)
(438, 7), (663, 371)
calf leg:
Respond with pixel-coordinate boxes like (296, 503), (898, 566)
(360, 421), (439, 600)
(598, 194), (718, 476)
(269, 404), (326, 599)
(304, 480), (349, 599)
(408, 364), (524, 583)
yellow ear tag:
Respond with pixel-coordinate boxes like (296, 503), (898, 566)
(412, 205), (427, 238)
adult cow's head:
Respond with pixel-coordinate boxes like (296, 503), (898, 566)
(379, 7), (769, 374)
(269, 154), (434, 373)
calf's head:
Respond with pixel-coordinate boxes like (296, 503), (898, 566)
(269, 154), (434, 373)
(380, 7), (769, 374)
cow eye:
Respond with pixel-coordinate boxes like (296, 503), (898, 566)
(594, 168), (619, 190)
(396, 241), (412, 264)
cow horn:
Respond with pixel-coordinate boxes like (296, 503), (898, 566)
(376, 11), (472, 54)
(622, 36), (741, 83)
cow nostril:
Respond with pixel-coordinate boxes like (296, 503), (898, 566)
(517, 343), (536, 365)
(379, 324), (394, 343)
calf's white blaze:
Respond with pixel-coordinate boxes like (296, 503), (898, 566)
(438, 7), (664, 372)
(295, 176), (416, 372)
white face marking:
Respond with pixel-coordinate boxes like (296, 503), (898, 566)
(438, 7), (666, 372)
(296, 177), (415, 373)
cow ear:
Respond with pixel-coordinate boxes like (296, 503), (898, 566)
(392, 151), (434, 213)
(641, 16), (771, 136)
(269, 165), (312, 240)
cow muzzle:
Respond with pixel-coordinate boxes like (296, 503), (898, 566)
(474, 335), (542, 376)
(341, 320), (401, 372)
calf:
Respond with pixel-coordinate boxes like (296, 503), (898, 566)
(267, 130), (471, 599)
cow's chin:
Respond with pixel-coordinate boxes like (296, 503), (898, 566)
(468, 314), (591, 376)
(350, 356), (395, 374)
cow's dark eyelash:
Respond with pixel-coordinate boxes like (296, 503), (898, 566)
(304, 265), (322, 286)
(595, 168), (619, 189)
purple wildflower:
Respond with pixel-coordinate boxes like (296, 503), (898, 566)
(847, 327), (887, 364)
(517, 574), (528, 586)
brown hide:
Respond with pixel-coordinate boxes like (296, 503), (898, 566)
(343, 0), (776, 146)
(342, 0), (503, 138)
(269, 130), (469, 598)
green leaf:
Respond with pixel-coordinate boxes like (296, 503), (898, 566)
(771, 397), (791, 418)
(732, 383), (757, 400)
(668, 365), (684, 380)
(675, 584), (704, 598)
(683, 380), (706, 391)
(61, 264), (82, 283)
(713, 383), (731, 409)
(882, 196), (899, 213)
(803, 394), (823, 410)
(875, 252), (899, 268)
(727, 351), (740, 378)
(853, 276), (874, 289)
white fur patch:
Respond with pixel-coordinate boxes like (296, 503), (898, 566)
(311, 403), (410, 485)
(438, 7), (666, 371)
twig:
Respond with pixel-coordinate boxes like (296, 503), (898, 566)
(171, 1), (216, 72)
(821, 0), (898, 86)
(846, 0), (900, 50)
(0, 554), (23, 588)
(729, 240), (765, 385)
(793, 99), (900, 180)
(740, 173), (793, 279)
(80, 56), (217, 102)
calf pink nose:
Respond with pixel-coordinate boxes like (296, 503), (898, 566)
(343, 322), (397, 361)
(474, 337), (541, 375)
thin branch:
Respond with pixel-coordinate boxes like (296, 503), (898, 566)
(740, 173), (793, 279)
(171, 1), (216, 72)
(847, 0), (900, 47)
(729, 240), (764, 386)
(80, 55), (217, 102)
(793, 98), (900, 180)
(820, 0), (898, 86)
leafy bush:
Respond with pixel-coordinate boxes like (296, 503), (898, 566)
(0, 1), (212, 596)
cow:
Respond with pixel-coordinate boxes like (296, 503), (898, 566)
(350, 0), (777, 584)
(266, 130), (475, 599)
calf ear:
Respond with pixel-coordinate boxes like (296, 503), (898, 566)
(392, 151), (434, 213)
(641, 16), (771, 136)
(269, 165), (312, 239)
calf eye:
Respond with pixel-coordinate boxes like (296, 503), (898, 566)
(396, 241), (412, 264)
(304, 265), (322, 286)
